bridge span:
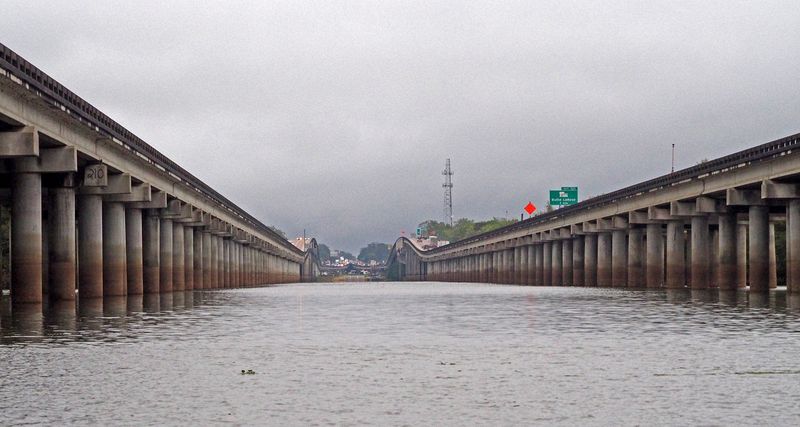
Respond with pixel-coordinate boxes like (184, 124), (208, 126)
(389, 131), (800, 294)
(0, 43), (314, 306)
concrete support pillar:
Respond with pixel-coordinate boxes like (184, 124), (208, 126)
(518, 246), (528, 285)
(552, 240), (562, 286)
(718, 213), (738, 290)
(525, 246), (534, 285)
(584, 234), (597, 287)
(597, 232), (612, 287)
(172, 222), (186, 291)
(646, 224), (664, 288)
(710, 229), (719, 288)
(562, 238), (572, 286)
(749, 206), (769, 292)
(11, 172), (43, 303)
(737, 224), (748, 288)
(691, 216), (710, 289)
(142, 210), (160, 294)
(102, 202), (126, 296)
(78, 194), (103, 298)
(48, 186), (76, 301)
(125, 208), (143, 295)
(184, 226), (194, 290)
(159, 218), (173, 292)
(626, 228), (643, 287)
(222, 239), (233, 288)
(194, 232), (204, 290)
(202, 232), (212, 288)
(665, 221), (685, 289)
(611, 229), (627, 287)
(769, 223), (778, 289)
(217, 236), (224, 287)
(542, 242), (552, 286)
(788, 201), (800, 293)
(571, 236), (584, 286)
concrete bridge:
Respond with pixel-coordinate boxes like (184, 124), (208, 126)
(389, 131), (800, 294)
(0, 42), (313, 307)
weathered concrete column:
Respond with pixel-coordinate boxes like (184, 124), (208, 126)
(78, 194), (103, 298)
(597, 232), (612, 287)
(717, 213), (737, 290)
(769, 223), (778, 289)
(102, 202), (127, 296)
(184, 226), (194, 290)
(518, 246), (528, 285)
(233, 242), (240, 287)
(627, 227), (644, 287)
(202, 231), (212, 288)
(737, 223), (748, 288)
(562, 238), (572, 286)
(646, 223), (664, 288)
(224, 239), (231, 288)
(710, 228), (719, 288)
(125, 207), (143, 295)
(572, 236), (584, 286)
(142, 210), (160, 293)
(611, 229), (627, 287)
(542, 242), (552, 286)
(505, 249), (514, 284)
(217, 236), (224, 287)
(690, 216), (710, 289)
(11, 172), (43, 303)
(584, 234), (597, 287)
(525, 245), (534, 285)
(172, 224), (185, 291)
(749, 206), (769, 292)
(48, 185), (76, 301)
(192, 227), (206, 289)
(552, 240), (562, 286)
(788, 201), (800, 293)
(159, 218), (173, 292)
(665, 221), (685, 289)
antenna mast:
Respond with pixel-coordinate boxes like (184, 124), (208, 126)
(442, 158), (454, 226)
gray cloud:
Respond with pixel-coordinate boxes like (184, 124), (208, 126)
(3, 1), (800, 252)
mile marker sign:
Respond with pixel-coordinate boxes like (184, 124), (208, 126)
(524, 202), (536, 215)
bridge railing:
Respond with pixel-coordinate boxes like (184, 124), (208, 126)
(0, 42), (300, 255)
(425, 131), (800, 254)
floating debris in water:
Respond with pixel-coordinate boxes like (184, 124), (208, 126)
(241, 369), (256, 375)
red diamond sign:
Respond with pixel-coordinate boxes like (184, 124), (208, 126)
(524, 202), (536, 215)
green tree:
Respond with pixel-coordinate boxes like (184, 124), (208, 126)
(357, 242), (391, 263)
(317, 243), (331, 263)
(418, 217), (516, 243)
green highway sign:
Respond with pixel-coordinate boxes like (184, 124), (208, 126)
(549, 186), (578, 206)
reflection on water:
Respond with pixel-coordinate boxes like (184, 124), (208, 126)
(2, 284), (800, 425)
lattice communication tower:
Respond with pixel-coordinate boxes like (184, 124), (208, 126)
(442, 158), (453, 226)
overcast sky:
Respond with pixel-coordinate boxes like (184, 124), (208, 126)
(3, 1), (800, 252)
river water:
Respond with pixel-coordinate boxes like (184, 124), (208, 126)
(2, 282), (800, 426)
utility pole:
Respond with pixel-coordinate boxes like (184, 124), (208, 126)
(442, 159), (453, 226)
(671, 143), (675, 173)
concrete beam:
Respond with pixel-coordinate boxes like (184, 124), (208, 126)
(570, 223), (584, 235)
(161, 199), (192, 219)
(6, 146), (77, 173)
(80, 173), (132, 195)
(629, 210), (655, 225)
(128, 190), (167, 209)
(105, 183), (151, 203)
(696, 196), (727, 213)
(83, 164), (107, 187)
(0, 126), (38, 157)
(670, 200), (701, 217)
(582, 221), (598, 233)
(648, 206), (675, 221)
(761, 179), (800, 199)
(726, 188), (765, 206)
(612, 216), (628, 229)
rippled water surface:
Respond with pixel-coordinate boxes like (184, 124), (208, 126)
(3, 282), (800, 426)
